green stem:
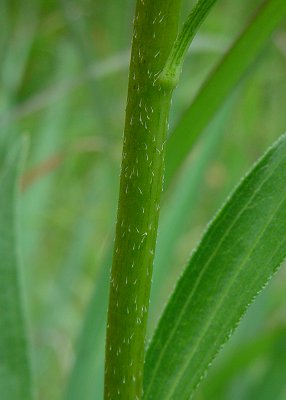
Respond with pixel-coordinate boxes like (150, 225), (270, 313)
(104, 1), (182, 399)
(160, 0), (218, 87)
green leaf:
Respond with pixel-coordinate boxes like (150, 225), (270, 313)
(165, 0), (286, 186)
(65, 247), (112, 400)
(144, 133), (286, 400)
(0, 141), (33, 400)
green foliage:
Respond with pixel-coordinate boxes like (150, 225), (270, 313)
(1, 0), (286, 399)
(165, 0), (286, 185)
(65, 247), (112, 400)
(144, 133), (286, 399)
(0, 142), (33, 399)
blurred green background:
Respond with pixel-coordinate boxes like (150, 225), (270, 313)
(1, 0), (286, 399)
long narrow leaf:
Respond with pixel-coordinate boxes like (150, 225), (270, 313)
(65, 246), (112, 400)
(0, 142), (33, 399)
(144, 133), (286, 399)
(165, 0), (286, 186)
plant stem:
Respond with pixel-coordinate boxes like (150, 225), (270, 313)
(104, 1), (182, 399)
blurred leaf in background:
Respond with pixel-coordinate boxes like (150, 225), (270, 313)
(0, 142), (33, 400)
(1, 0), (286, 399)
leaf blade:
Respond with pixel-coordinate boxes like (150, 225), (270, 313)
(0, 142), (33, 399)
(144, 133), (286, 399)
(65, 246), (112, 400)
